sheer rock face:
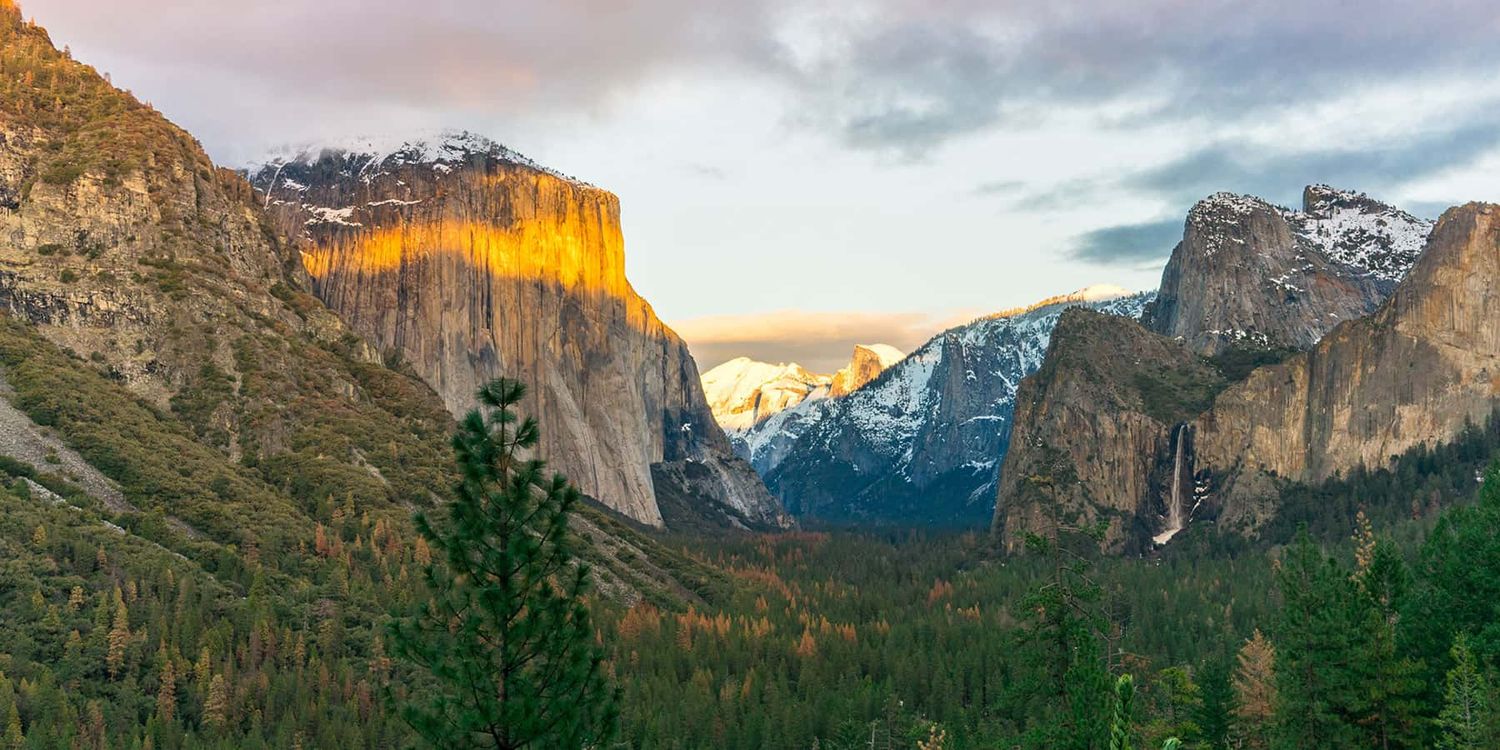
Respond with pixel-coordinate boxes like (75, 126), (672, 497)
(995, 201), (1499, 553)
(829, 344), (902, 397)
(1145, 187), (1431, 355)
(250, 135), (786, 529)
(992, 308), (1222, 553)
(1197, 202), (1500, 531)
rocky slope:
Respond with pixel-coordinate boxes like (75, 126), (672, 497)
(996, 195), (1496, 554)
(0, 5), (733, 613)
(1145, 185), (1431, 355)
(762, 288), (1152, 525)
(992, 309), (1223, 553)
(250, 132), (786, 529)
(1197, 202), (1500, 532)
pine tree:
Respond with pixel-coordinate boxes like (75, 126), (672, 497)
(1272, 534), (1366, 748)
(1436, 634), (1495, 750)
(1231, 630), (1276, 750)
(387, 378), (619, 749)
(1009, 526), (1111, 750)
(106, 588), (130, 679)
(203, 673), (229, 732)
(1351, 536), (1425, 748)
(1110, 674), (1136, 750)
(154, 646), (176, 723)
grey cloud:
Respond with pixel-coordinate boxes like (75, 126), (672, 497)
(777, 0), (1500, 153)
(1129, 114), (1500, 207)
(1069, 218), (1181, 264)
(1066, 113), (1500, 267)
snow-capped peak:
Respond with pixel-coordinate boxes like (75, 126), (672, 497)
(1289, 185), (1431, 282)
(246, 129), (588, 186)
(701, 358), (832, 434)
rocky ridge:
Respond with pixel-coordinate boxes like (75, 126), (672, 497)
(995, 190), (1500, 554)
(759, 287), (1152, 524)
(1145, 185), (1431, 355)
(702, 343), (903, 437)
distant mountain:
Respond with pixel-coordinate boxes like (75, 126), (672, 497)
(1145, 185), (1432, 355)
(248, 131), (787, 530)
(702, 344), (903, 437)
(749, 286), (1151, 525)
(702, 359), (833, 434)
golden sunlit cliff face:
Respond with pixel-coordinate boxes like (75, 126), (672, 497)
(254, 142), (786, 529)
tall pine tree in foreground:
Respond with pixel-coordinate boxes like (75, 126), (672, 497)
(388, 378), (618, 749)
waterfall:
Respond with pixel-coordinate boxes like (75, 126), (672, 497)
(1153, 423), (1190, 545)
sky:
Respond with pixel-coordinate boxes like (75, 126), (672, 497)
(21, 0), (1500, 372)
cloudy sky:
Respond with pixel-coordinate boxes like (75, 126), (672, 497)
(23, 0), (1500, 371)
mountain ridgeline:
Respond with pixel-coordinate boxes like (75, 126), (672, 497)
(249, 134), (786, 531)
(714, 287), (1152, 525)
(995, 187), (1500, 554)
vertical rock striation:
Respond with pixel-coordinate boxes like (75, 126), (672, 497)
(251, 133), (786, 528)
(1196, 202), (1500, 531)
(992, 308), (1222, 553)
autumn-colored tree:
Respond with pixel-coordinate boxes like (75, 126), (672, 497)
(1232, 629), (1276, 750)
(154, 646), (176, 723)
(106, 588), (130, 679)
(203, 674), (230, 732)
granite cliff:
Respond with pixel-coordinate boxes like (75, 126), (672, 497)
(250, 134), (786, 528)
(992, 309), (1223, 553)
(996, 192), (1498, 553)
(1145, 186), (1430, 355)
(1197, 202), (1500, 532)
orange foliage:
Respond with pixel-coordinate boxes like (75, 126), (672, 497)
(795, 630), (817, 658)
(927, 578), (954, 606)
(616, 603), (661, 642)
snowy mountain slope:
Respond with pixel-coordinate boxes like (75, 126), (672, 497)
(760, 288), (1153, 525)
(1146, 185), (1432, 355)
(702, 358), (833, 434)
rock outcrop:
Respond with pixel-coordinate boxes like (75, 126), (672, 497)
(760, 288), (1151, 525)
(1196, 202), (1500, 531)
(829, 344), (903, 397)
(250, 133), (787, 528)
(992, 309), (1223, 553)
(1145, 186), (1431, 355)
(996, 196), (1497, 553)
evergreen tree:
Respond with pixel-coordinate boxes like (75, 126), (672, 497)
(1436, 635), (1495, 750)
(1352, 535), (1425, 748)
(1272, 535), (1364, 748)
(1195, 658), (1233, 750)
(387, 378), (619, 749)
(1110, 674), (1135, 750)
(1008, 526), (1111, 750)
